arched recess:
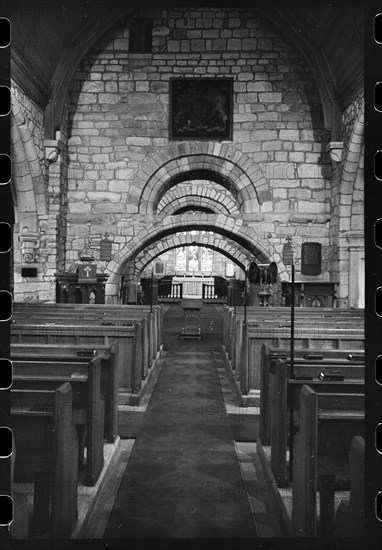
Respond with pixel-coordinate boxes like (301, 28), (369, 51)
(11, 96), (47, 232)
(137, 143), (271, 215)
(37, 4), (346, 140)
(158, 191), (239, 216)
(104, 214), (286, 300)
(133, 233), (253, 276)
(338, 100), (364, 308)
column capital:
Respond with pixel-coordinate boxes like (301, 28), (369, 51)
(44, 136), (65, 163)
(346, 231), (364, 250)
(19, 229), (40, 263)
(326, 141), (343, 164)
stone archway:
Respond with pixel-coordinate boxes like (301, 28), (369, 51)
(133, 232), (252, 275)
(11, 96), (47, 232)
(338, 101), (364, 308)
(137, 142), (272, 215)
(157, 184), (239, 216)
(104, 214), (286, 300)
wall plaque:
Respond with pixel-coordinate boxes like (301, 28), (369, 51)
(170, 77), (233, 140)
(301, 242), (322, 275)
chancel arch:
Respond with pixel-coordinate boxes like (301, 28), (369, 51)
(156, 181), (240, 216)
(137, 144), (270, 215)
(105, 215), (286, 300)
(132, 232), (252, 276)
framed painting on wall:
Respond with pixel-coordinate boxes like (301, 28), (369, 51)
(169, 77), (233, 140)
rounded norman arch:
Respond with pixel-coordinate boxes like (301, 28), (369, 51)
(137, 143), (272, 215)
(104, 214), (287, 299)
(133, 233), (253, 275)
(157, 188), (239, 216)
(11, 96), (47, 231)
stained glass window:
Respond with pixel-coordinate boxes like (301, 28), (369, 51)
(175, 247), (187, 271)
(201, 248), (212, 271)
(188, 246), (199, 271)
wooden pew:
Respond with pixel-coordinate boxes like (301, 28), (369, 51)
(237, 322), (364, 405)
(260, 346), (365, 445)
(13, 302), (163, 361)
(334, 436), (365, 536)
(13, 313), (151, 382)
(223, 306), (364, 364)
(11, 342), (118, 442)
(268, 357), (364, 487)
(292, 386), (364, 537)
(223, 306), (364, 369)
(12, 356), (104, 486)
(11, 322), (143, 406)
(12, 303), (163, 392)
(11, 382), (78, 538)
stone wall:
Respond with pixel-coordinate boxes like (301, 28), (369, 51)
(11, 80), (69, 302)
(65, 6), (333, 296)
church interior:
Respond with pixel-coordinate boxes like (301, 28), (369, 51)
(3, 0), (371, 542)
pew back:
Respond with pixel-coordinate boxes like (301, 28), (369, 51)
(12, 382), (78, 538)
(292, 385), (364, 537)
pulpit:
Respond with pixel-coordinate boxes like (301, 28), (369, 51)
(56, 269), (107, 304)
(180, 299), (203, 340)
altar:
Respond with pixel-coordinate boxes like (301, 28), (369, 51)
(172, 275), (214, 299)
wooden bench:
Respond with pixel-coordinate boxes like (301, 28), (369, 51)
(13, 302), (163, 364)
(268, 356), (364, 487)
(12, 313), (152, 381)
(11, 322), (144, 406)
(11, 382), (78, 538)
(223, 306), (364, 364)
(292, 386), (364, 537)
(260, 346), (365, 445)
(11, 342), (119, 442)
(12, 356), (104, 486)
(236, 322), (364, 405)
(334, 436), (365, 536)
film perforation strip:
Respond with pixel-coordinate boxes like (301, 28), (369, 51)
(0, 14), (12, 545)
(374, 10), (382, 528)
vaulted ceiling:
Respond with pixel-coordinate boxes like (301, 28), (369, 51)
(8, 0), (364, 139)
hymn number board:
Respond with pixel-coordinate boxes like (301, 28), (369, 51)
(301, 242), (322, 275)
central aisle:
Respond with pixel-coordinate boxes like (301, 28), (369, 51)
(104, 305), (259, 538)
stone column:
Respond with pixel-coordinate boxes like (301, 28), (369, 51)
(346, 231), (364, 308)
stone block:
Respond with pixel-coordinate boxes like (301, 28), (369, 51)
(227, 39), (242, 50)
(99, 93), (118, 103)
(301, 129), (315, 141)
(69, 202), (91, 214)
(289, 152), (305, 162)
(279, 129), (299, 141)
(288, 189), (312, 200)
(247, 81), (272, 92)
(190, 39), (205, 51)
(242, 38), (258, 50)
(136, 81), (150, 92)
(266, 162), (295, 180)
(258, 39), (273, 50)
(274, 200), (291, 213)
(297, 164), (321, 179)
(262, 141), (282, 151)
(294, 142), (313, 152)
(297, 201), (326, 213)
(90, 137), (111, 146)
(125, 137), (151, 146)
(82, 81), (104, 93)
(92, 154), (110, 163)
(251, 130), (277, 141)
(87, 192), (122, 202)
(234, 130), (251, 142)
(77, 93), (98, 104)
